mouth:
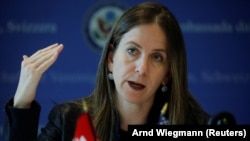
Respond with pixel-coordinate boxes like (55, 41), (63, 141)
(128, 81), (145, 90)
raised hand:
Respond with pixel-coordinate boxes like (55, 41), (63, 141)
(13, 43), (64, 108)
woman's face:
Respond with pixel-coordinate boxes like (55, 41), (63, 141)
(108, 23), (170, 105)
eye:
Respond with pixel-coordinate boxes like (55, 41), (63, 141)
(127, 48), (138, 56)
(152, 53), (163, 62)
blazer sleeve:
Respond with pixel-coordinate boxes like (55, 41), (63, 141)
(37, 100), (84, 141)
(3, 98), (41, 141)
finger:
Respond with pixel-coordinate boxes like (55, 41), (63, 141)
(28, 44), (63, 64)
(23, 55), (29, 59)
(56, 44), (64, 54)
(29, 43), (59, 59)
(36, 51), (60, 73)
(32, 44), (63, 73)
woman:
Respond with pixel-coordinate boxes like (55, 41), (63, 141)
(4, 1), (210, 141)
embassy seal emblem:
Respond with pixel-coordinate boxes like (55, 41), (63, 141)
(82, 1), (127, 53)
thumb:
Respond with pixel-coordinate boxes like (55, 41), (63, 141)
(23, 55), (29, 59)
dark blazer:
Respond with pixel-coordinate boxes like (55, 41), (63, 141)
(4, 96), (210, 141)
(4, 98), (84, 141)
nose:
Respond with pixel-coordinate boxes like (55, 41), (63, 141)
(135, 57), (148, 76)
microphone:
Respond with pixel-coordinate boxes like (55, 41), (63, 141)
(207, 111), (236, 125)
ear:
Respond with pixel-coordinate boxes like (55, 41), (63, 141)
(162, 71), (171, 85)
(107, 44), (114, 72)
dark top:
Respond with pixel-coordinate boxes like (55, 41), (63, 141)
(4, 98), (84, 141)
(3, 96), (210, 141)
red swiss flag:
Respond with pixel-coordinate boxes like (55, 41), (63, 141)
(72, 113), (96, 141)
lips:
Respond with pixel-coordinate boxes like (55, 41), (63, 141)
(128, 81), (145, 90)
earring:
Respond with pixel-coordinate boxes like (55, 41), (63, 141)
(108, 72), (113, 80)
(161, 85), (168, 92)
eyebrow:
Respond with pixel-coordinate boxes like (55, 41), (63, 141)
(126, 41), (167, 53)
